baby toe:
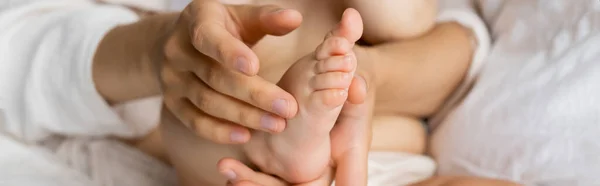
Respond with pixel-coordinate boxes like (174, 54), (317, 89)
(315, 36), (352, 60)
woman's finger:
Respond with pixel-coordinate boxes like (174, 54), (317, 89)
(330, 88), (375, 185)
(166, 40), (298, 120)
(163, 95), (251, 144)
(164, 35), (298, 121)
(347, 75), (368, 104)
(218, 158), (288, 186)
(190, 57), (298, 119)
(187, 1), (260, 75)
(179, 72), (286, 133)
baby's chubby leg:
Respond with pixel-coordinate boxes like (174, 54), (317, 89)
(346, 0), (438, 44)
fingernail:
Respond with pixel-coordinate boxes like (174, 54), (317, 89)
(261, 114), (279, 132)
(236, 57), (250, 75)
(230, 130), (247, 143)
(272, 99), (288, 117)
(221, 169), (237, 180)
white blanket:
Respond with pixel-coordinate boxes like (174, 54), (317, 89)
(431, 0), (600, 185)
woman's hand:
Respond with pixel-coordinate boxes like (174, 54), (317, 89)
(160, 0), (303, 144)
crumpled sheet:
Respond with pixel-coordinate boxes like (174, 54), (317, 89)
(431, 0), (600, 185)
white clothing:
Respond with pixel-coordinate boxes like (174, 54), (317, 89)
(0, 0), (488, 185)
(431, 0), (600, 185)
(0, 134), (176, 186)
(0, 0), (146, 142)
(352, 152), (436, 186)
(0, 135), (97, 186)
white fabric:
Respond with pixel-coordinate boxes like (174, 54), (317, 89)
(366, 152), (436, 186)
(50, 137), (176, 186)
(0, 134), (96, 186)
(0, 0), (146, 142)
(0, 132), (176, 186)
(331, 152), (436, 186)
(430, 0), (492, 129)
(169, 0), (189, 10)
(101, 0), (167, 11)
(431, 0), (600, 185)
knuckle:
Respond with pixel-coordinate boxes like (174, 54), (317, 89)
(204, 64), (223, 87)
(159, 65), (174, 84)
(236, 109), (254, 127)
(163, 38), (179, 60)
(191, 22), (208, 49)
(162, 69), (191, 95)
(187, 117), (199, 131)
(193, 115), (214, 132)
(248, 86), (266, 105)
(193, 90), (212, 111)
(160, 66), (179, 84)
(214, 39), (227, 63)
(211, 124), (231, 143)
(162, 96), (179, 111)
(192, 117), (210, 135)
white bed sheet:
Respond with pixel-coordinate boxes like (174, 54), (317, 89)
(431, 0), (600, 185)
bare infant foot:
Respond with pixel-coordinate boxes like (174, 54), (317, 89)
(243, 8), (364, 183)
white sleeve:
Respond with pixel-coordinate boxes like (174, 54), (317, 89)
(436, 0), (490, 85)
(428, 0), (491, 129)
(0, 0), (152, 142)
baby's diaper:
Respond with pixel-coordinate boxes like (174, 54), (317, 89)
(333, 151), (436, 186)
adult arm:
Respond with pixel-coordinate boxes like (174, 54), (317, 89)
(93, 12), (176, 105)
(359, 0), (490, 117)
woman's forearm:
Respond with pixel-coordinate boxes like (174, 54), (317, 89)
(93, 13), (178, 105)
(358, 22), (475, 117)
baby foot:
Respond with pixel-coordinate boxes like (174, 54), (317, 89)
(243, 9), (364, 183)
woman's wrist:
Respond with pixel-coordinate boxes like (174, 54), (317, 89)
(93, 12), (178, 104)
